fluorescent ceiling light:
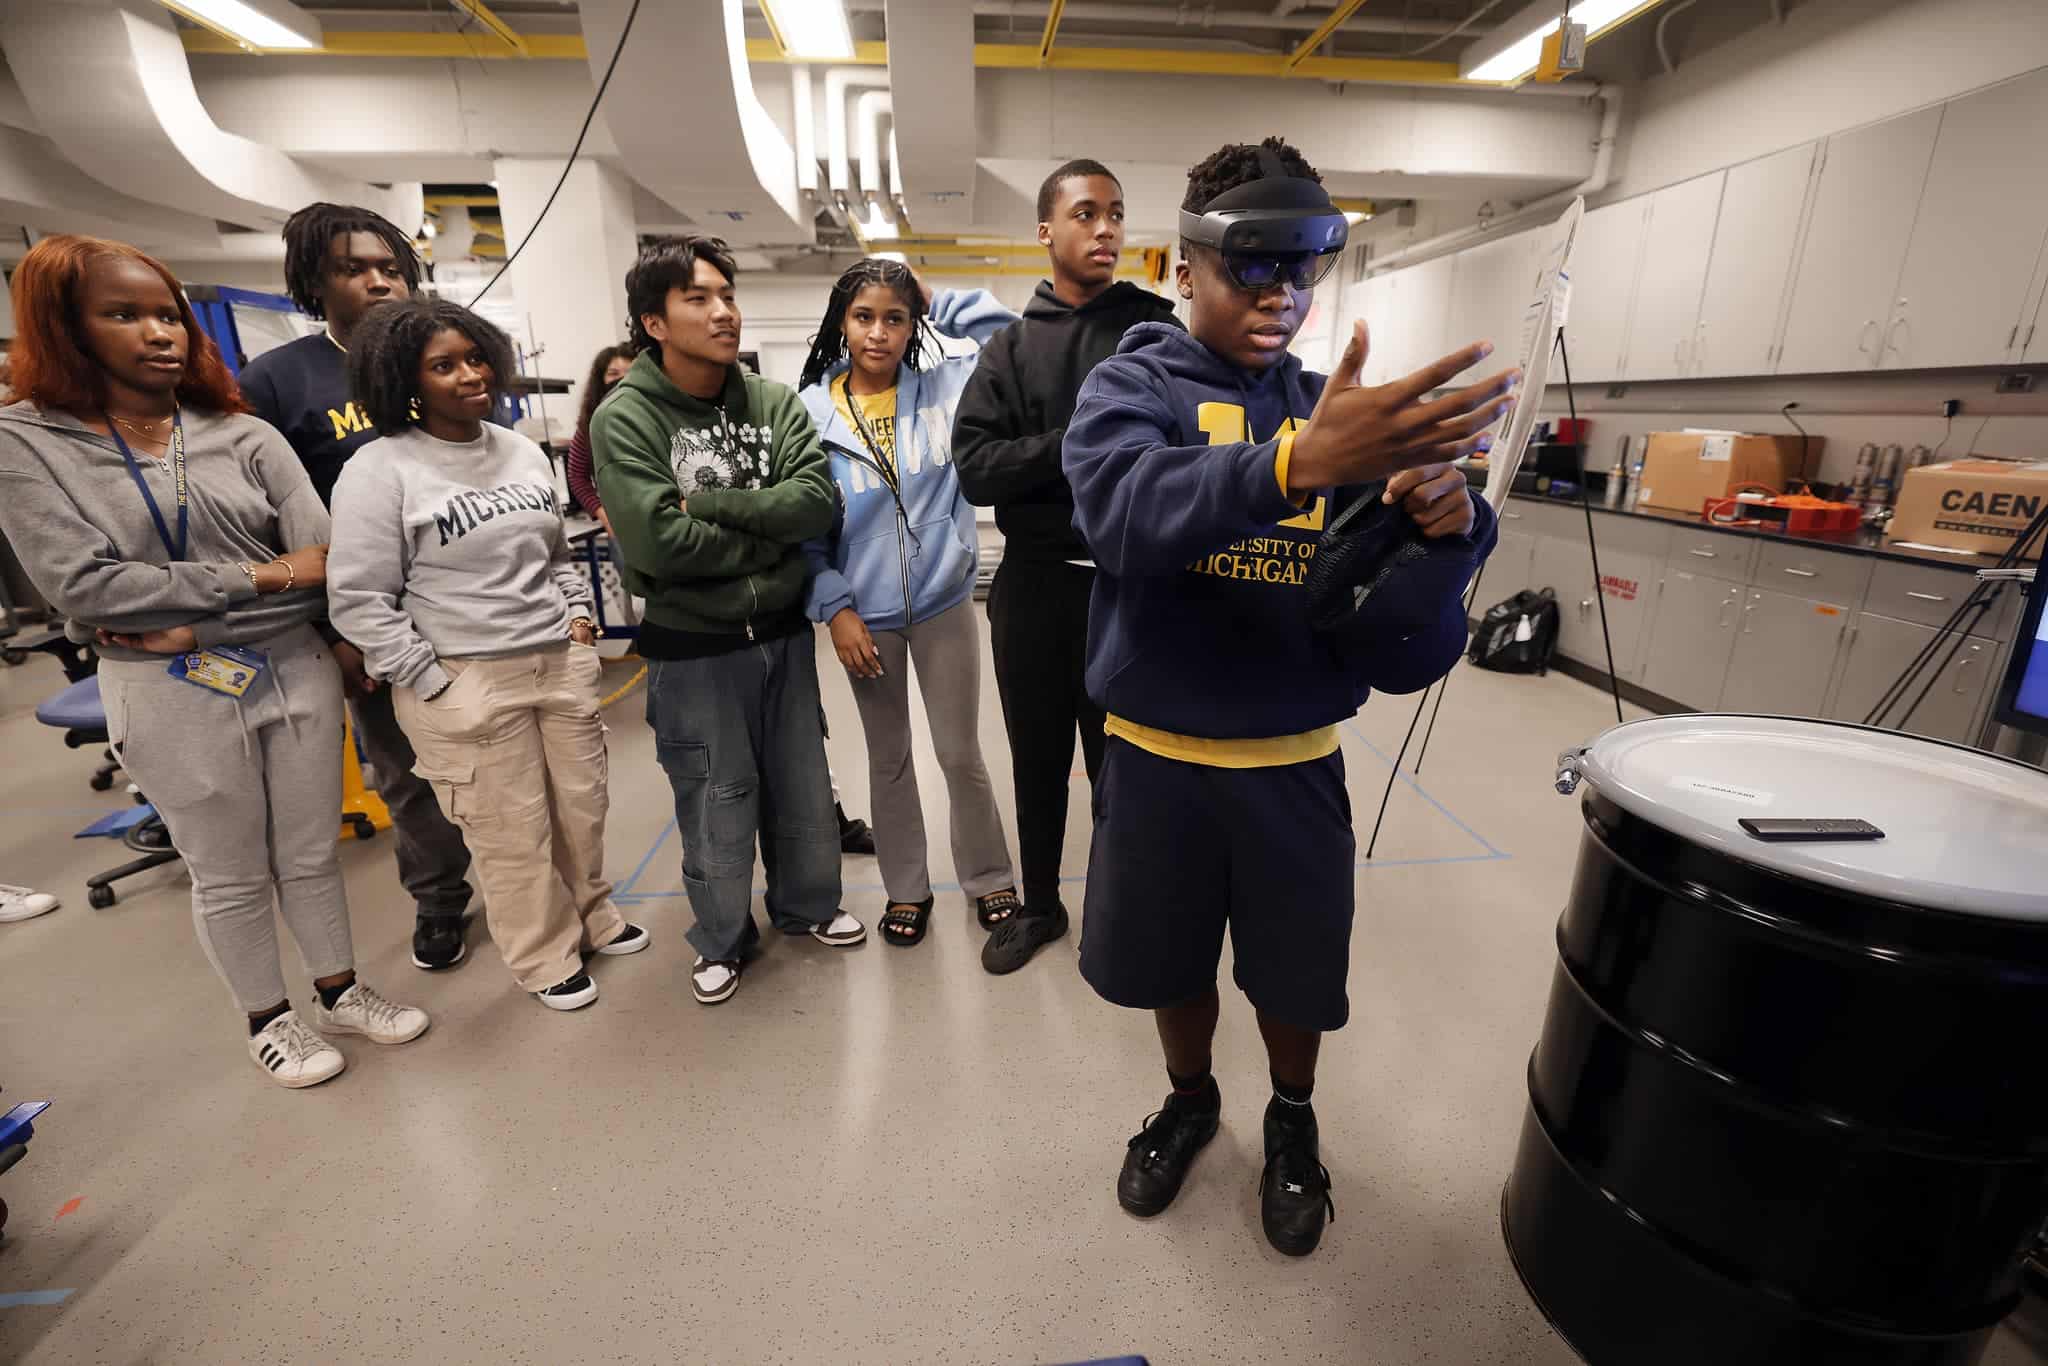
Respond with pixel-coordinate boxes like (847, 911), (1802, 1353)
(1462, 0), (1664, 83)
(862, 202), (899, 240)
(1344, 211), (1372, 226)
(875, 251), (908, 264)
(157, 0), (322, 50)
(757, 0), (855, 62)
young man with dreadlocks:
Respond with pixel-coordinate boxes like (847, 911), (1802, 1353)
(1063, 138), (1515, 1255)
(591, 235), (865, 1007)
(952, 159), (1181, 978)
(239, 203), (475, 974)
(795, 259), (1021, 949)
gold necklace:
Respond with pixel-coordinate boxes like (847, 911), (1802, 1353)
(111, 413), (171, 439)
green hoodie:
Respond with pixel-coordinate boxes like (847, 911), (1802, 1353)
(590, 352), (835, 641)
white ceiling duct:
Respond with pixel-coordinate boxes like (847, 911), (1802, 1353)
(825, 68), (890, 209)
(0, 124), (222, 253)
(0, 0), (418, 233)
(579, 0), (811, 249)
(885, 0), (977, 234)
(855, 90), (892, 208)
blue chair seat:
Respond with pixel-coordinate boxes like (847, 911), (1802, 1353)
(35, 675), (105, 732)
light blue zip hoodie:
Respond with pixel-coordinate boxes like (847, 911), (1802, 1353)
(800, 288), (1016, 632)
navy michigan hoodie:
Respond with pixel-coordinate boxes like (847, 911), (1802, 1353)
(1062, 323), (1497, 743)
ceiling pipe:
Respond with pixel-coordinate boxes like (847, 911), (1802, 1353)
(1368, 85), (1622, 275)
(856, 90), (893, 209)
(843, 0), (1491, 39)
(888, 128), (904, 202)
(793, 65), (818, 196)
(824, 67), (889, 215)
(1656, 0), (1701, 74)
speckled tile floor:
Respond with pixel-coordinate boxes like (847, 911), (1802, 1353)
(3, 633), (2046, 1365)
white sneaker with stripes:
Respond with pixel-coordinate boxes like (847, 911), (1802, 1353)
(248, 1011), (346, 1089)
(313, 981), (430, 1045)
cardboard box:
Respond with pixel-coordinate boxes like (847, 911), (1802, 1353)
(1635, 431), (1816, 514)
(1886, 459), (2048, 558)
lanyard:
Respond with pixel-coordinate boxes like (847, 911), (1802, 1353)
(106, 410), (187, 563)
(836, 374), (899, 494)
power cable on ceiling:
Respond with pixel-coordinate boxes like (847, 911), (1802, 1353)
(1404, 0), (1515, 57)
(468, 0), (643, 307)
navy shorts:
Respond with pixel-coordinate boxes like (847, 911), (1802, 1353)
(1079, 736), (1357, 1032)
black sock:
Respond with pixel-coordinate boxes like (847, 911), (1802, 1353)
(315, 978), (353, 1010)
(1167, 1067), (1220, 1111)
(248, 1002), (290, 1037)
(1271, 1075), (1314, 1111)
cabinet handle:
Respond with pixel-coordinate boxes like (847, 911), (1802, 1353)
(1675, 336), (1687, 368)
(1742, 602), (1756, 635)
(1883, 313), (1909, 357)
(1579, 599), (1593, 615)
(1954, 655), (1976, 695)
(1689, 548), (1718, 559)
(1693, 322), (1706, 374)
(1782, 567), (1818, 578)
(1857, 319), (1880, 355)
(1502, 511), (1522, 520)
(1718, 596), (1734, 629)
(1906, 590), (1948, 603)
(2012, 324), (2023, 353)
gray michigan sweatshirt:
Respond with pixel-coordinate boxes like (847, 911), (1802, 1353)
(0, 400), (330, 661)
(326, 424), (594, 696)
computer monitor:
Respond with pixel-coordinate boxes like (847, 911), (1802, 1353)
(1993, 573), (2048, 739)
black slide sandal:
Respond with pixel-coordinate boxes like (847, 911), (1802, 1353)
(975, 888), (1021, 930)
(880, 897), (934, 947)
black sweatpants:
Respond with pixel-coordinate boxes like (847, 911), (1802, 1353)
(986, 556), (1106, 911)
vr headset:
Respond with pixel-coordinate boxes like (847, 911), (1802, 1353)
(1177, 145), (1349, 292)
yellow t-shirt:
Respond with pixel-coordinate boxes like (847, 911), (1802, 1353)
(832, 375), (898, 484)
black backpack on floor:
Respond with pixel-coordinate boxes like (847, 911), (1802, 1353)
(1470, 588), (1560, 675)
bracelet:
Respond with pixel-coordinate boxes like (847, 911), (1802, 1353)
(239, 563), (260, 592)
(269, 557), (295, 593)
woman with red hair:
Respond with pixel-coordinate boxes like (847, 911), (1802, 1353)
(0, 235), (431, 1089)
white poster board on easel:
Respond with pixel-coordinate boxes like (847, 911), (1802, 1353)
(1483, 197), (1584, 512)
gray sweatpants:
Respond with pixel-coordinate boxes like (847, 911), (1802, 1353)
(100, 625), (354, 1013)
(845, 599), (1015, 905)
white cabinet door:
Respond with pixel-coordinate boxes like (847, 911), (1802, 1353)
(1885, 68), (2048, 370)
(1444, 233), (1526, 382)
(1626, 172), (1725, 381)
(2025, 261), (2048, 362)
(1694, 143), (1817, 379)
(1339, 274), (1385, 383)
(1387, 255), (1455, 385)
(1776, 106), (1942, 376)
(1557, 199), (1646, 384)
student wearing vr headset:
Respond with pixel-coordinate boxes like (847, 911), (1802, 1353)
(1063, 138), (1518, 1256)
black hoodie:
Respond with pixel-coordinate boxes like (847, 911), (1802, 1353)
(951, 279), (1180, 562)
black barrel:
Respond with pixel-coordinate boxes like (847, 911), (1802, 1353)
(1504, 717), (2048, 1366)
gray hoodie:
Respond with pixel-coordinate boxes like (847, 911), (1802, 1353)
(0, 400), (330, 661)
(326, 424), (594, 697)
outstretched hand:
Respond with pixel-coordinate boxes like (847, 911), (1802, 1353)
(1286, 321), (1520, 496)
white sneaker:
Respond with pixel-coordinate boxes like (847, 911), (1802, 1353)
(248, 1010), (346, 1089)
(313, 981), (430, 1045)
(809, 911), (867, 947)
(692, 956), (741, 1004)
(0, 885), (59, 924)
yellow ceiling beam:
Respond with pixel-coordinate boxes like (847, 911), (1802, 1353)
(1287, 0), (1371, 71)
(423, 193), (500, 209)
(1038, 0), (1067, 66)
(178, 29), (1463, 83)
(444, 0), (529, 57)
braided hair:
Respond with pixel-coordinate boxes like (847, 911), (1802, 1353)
(347, 296), (516, 437)
(1181, 136), (1322, 215)
(282, 202), (423, 319)
(797, 257), (934, 393)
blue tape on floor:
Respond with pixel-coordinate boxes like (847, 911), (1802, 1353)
(1341, 720), (1504, 858)
(612, 818), (674, 897)
(0, 1289), (74, 1307)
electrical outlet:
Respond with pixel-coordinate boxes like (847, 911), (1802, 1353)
(1996, 372), (2036, 394)
(1605, 384), (1627, 400)
(1941, 398), (1961, 418)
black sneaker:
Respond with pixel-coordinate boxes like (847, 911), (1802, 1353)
(1260, 1102), (1335, 1256)
(838, 806), (877, 856)
(535, 972), (598, 1011)
(594, 923), (650, 956)
(981, 900), (1069, 975)
(411, 913), (467, 970)
(1118, 1095), (1220, 1217)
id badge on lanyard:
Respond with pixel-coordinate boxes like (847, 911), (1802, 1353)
(106, 412), (269, 698)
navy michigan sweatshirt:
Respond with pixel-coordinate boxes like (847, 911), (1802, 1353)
(1062, 323), (1497, 746)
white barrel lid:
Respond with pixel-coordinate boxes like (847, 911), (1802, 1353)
(1574, 714), (2048, 921)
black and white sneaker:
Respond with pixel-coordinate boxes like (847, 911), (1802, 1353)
(595, 923), (650, 956)
(1117, 1094), (1220, 1217)
(692, 956), (741, 1004)
(411, 914), (467, 970)
(1260, 1102), (1335, 1256)
(808, 911), (866, 947)
(247, 1010), (345, 1089)
(535, 972), (598, 1011)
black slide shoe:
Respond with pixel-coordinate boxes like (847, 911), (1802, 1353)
(1260, 1104), (1335, 1256)
(981, 901), (1069, 975)
(1118, 1098), (1221, 1217)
